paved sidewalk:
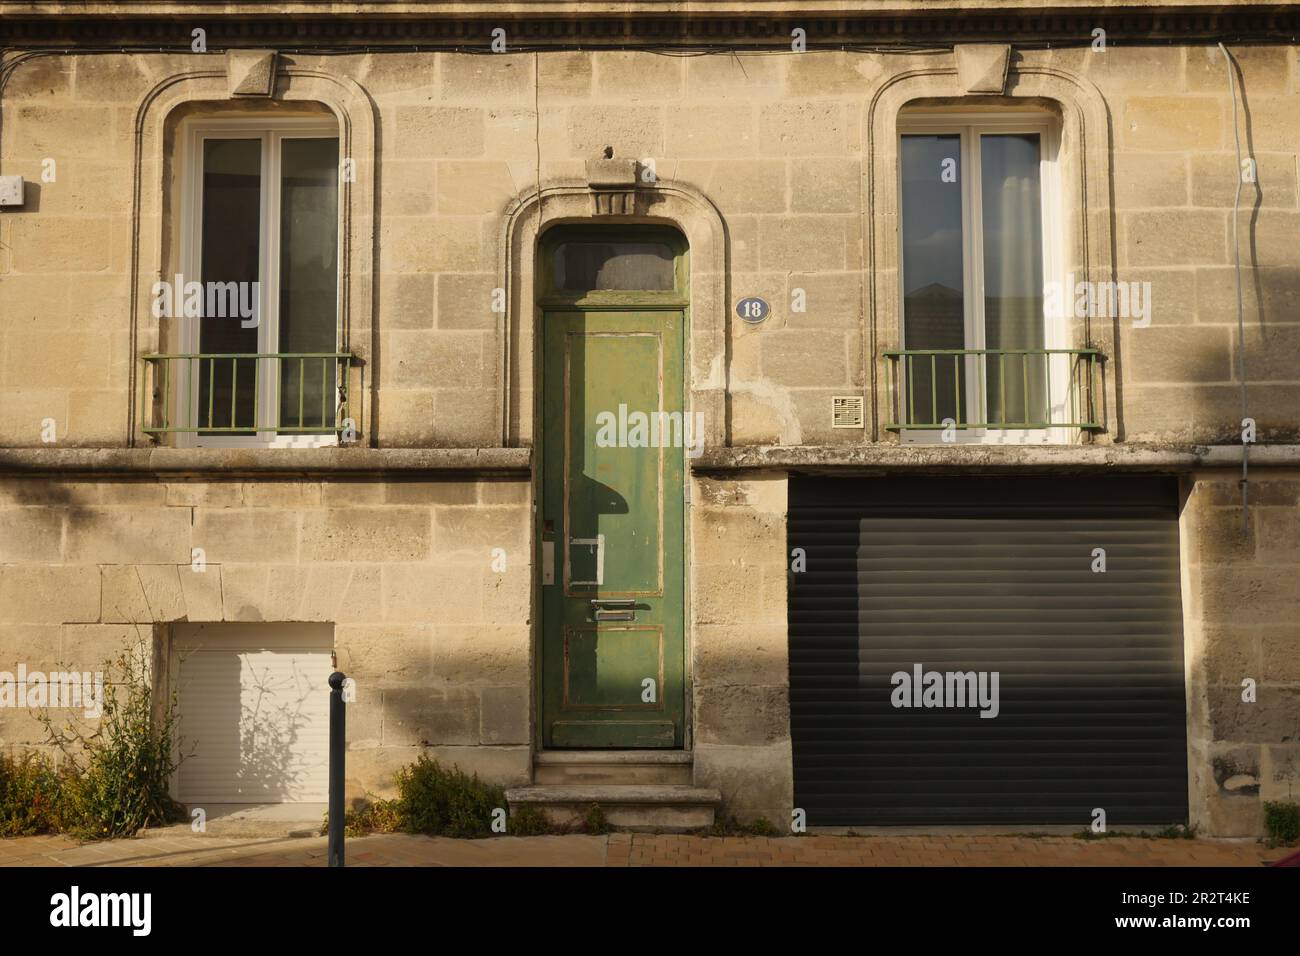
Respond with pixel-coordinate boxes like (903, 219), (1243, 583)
(0, 832), (1281, 867)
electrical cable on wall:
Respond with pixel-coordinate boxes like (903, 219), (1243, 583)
(1218, 42), (1251, 535)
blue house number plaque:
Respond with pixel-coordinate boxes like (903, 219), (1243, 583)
(736, 297), (770, 323)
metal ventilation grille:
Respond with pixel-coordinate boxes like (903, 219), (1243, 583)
(832, 395), (864, 428)
(788, 476), (1189, 827)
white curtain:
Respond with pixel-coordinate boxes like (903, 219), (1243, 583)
(981, 135), (1045, 426)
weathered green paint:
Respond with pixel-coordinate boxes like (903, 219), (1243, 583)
(538, 227), (687, 749)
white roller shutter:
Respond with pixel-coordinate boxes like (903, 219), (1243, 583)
(174, 623), (333, 804)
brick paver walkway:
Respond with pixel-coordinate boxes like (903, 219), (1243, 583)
(0, 832), (1281, 867)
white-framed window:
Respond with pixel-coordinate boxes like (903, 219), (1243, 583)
(174, 116), (342, 448)
(896, 110), (1069, 444)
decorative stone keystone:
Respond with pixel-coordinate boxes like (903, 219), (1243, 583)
(585, 156), (639, 216)
(955, 44), (1011, 94)
(228, 50), (278, 97)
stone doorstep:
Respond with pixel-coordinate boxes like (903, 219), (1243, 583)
(505, 785), (722, 832)
(533, 751), (693, 765)
(532, 750), (694, 786)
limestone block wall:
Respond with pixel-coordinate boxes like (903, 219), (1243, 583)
(0, 33), (1297, 832)
(0, 476), (534, 797)
(689, 473), (793, 823)
(1182, 472), (1300, 835)
(1072, 43), (1300, 444)
(2, 44), (1295, 449)
(0, 52), (143, 447)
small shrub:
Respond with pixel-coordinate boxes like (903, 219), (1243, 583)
(508, 804), (553, 836)
(703, 813), (784, 837)
(1263, 801), (1300, 847)
(395, 756), (505, 838)
(703, 814), (739, 836)
(582, 803), (610, 835)
(37, 642), (184, 840)
(0, 752), (62, 836)
(320, 767), (564, 839)
(325, 798), (404, 838)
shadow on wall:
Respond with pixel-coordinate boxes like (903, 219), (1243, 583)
(235, 658), (320, 801)
(1119, 49), (1300, 446)
(175, 647), (325, 803)
(1193, 48), (1299, 444)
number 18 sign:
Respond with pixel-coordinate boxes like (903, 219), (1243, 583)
(736, 297), (770, 323)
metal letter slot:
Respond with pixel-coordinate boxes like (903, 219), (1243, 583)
(591, 598), (636, 622)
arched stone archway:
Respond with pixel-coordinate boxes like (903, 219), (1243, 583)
(497, 178), (730, 449)
(127, 60), (377, 444)
(862, 56), (1118, 442)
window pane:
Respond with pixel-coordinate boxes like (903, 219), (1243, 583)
(199, 137), (261, 432)
(554, 241), (675, 292)
(980, 133), (1045, 426)
(278, 137), (339, 431)
(901, 134), (965, 426)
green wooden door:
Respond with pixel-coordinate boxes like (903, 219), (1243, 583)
(538, 229), (687, 749)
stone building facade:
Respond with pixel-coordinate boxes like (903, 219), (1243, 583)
(0, 2), (1297, 835)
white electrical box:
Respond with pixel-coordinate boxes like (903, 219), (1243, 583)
(0, 176), (24, 207)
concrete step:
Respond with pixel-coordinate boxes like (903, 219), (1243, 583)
(533, 750), (693, 786)
(506, 784), (721, 831)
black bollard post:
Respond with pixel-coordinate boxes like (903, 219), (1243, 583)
(328, 671), (346, 868)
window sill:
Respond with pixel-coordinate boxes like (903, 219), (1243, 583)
(0, 446), (532, 477)
(690, 444), (1289, 474)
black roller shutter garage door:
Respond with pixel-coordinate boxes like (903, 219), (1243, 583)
(788, 476), (1188, 827)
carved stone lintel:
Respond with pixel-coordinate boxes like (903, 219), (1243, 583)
(591, 190), (637, 215)
(586, 156), (641, 216)
(228, 50), (278, 97)
(955, 43), (1011, 94)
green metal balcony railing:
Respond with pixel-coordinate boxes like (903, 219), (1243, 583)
(141, 352), (353, 435)
(882, 348), (1103, 431)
